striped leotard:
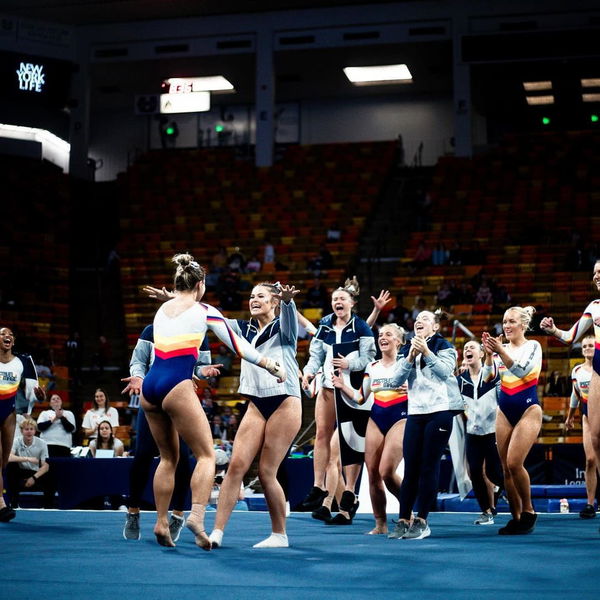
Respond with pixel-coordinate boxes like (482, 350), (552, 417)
(555, 299), (600, 375)
(483, 340), (542, 427)
(0, 353), (39, 423)
(142, 302), (263, 407)
(570, 363), (592, 418)
(358, 360), (408, 435)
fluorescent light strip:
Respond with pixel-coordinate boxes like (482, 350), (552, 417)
(581, 79), (600, 88)
(523, 81), (552, 91)
(526, 95), (554, 105)
(165, 76), (234, 92)
(0, 123), (70, 172)
(343, 64), (412, 86)
(583, 93), (600, 102)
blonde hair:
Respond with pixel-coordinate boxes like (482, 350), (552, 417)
(19, 417), (37, 431)
(380, 323), (406, 344)
(172, 253), (206, 291)
(505, 305), (536, 331)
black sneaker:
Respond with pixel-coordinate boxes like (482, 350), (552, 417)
(0, 506), (16, 522)
(517, 512), (537, 534)
(579, 504), (596, 519)
(498, 518), (520, 535)
(339, 491), (356, 513)
(311, 506), (332, 522)
(299, 486), (328, 511)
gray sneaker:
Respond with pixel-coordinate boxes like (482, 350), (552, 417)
(474, 512), (495, 525)
(123, 513), (140, 540)
(169, 514), (185, 542)
(388, 520), (410, 539)
(402, 519), (431, 540)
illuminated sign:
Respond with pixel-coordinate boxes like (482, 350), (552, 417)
(162, 76), (234, 93)
(160, 91), (210, 114)
(16, 62), (46, 92)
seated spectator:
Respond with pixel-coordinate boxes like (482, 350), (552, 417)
(211, 246), (228, 273)
(409, 241), (432, 273)
(220, 405), (233, 426)
(37, 393), (76, 457)
(226, 414), (239, 440)
(436, 283), (454, 309)
(474, 280), (494, 305)
(544, 371), (569, 397)
(431, 243), (449, 266)
(386, 294), (410, 328)
(201, 392), (216, 420)
(308, 246), (333, 275)
(215, 344), (233, 376)
(209, 448), (247, 510)
(327, 222), (342, 241)
(263, 238), (275, 266)
(410, 297), (428, 321)
(7, 418), (54, 509)
(227, 246), (246, 273)
(303, 278), (329, 311)
(211, 414), (228, 440)
(82, 388), (120, 440)
(88, 420), (124, 457)
(246, 254), (262, 273)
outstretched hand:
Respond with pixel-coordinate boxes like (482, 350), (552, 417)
(371, 290), (392, 312)
(272, 284), (300, 304)
(143, 285), (174, 301)
(121, 375), (143, 396)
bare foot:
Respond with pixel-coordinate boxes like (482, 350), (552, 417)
(154, 524), (175, 547)
(187, 515), (211, 551)
(365, 527), (388, 535)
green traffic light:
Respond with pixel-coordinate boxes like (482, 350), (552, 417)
(542, 117), (550, 125)
(591, 114), (599, 123)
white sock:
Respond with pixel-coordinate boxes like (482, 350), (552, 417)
(253, 532), (289, 548)
(209, 528), (224, 548)
(285, 501), (291, 517)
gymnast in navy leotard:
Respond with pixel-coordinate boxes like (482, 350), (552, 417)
(482, 306), (542, 536)
(140, 254), (285, 549)
(332, 323), (407, 535)
(209, 283), (302, 549)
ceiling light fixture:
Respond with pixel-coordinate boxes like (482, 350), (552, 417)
(526, 95), (554, 105)
(523, 81), (552, 91)
(582, 93), (600, 102)
(343, 64), (412, 86)
(581, 78), (600, 88)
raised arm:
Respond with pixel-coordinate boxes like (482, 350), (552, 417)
(540, 301), (596, 345)
(205, 304), (286, 381)
(366, 290), (392, 328)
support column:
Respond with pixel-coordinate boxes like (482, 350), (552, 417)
(255, 29), (275, 167)
(452, 12), (472, 158)
(68, 36), (92, 180)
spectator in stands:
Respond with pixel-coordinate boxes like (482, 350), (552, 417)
(37, 393), (76, 457)
(474, 280), (494, 306)
(299, 278), (376, 524)
(7, 417), (54, 509)
(65, 331), (83, 386)
(327, 222), (342, 241)
(201, 392), (216, 421)
(0, 326), (45, 522)
(263, 238), (275, 267)
(386, 294), (410, 329)
(220, 405), (233, 426)
(436, 283), (454, 309)
(308, 245), (333, 275)
(565, 335), (598, 519)
(227, 246), (246, 273)
(82, 388), (120, 440)
(215, 345), (233, 377)
(225, 413), (239, 440)
(209, 283), (301, 549)
(483, 306), (542, 535)
(431, 243), (449, 266)
(211, 246), (228, 273)
(89, 420), (124, 457)
(217, 268), (242, 310)
(410, 297), (428, 322)
(303, 277), (329, 312)
(246, 254), (262, 273)
(544, 370), (569, 397)
(211, 414), (227, 440)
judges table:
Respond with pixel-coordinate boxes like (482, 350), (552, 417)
(48, 457), (161, 510)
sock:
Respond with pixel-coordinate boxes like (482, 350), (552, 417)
(209, 528), (224, 548)
(253, 532), (289, 548)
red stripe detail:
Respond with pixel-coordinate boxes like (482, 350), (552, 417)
(155, 347), (198, 360)
(0, 392), (16, 401)
(500, 379), (538, 395)
(374, 396), (408, 408)
(207, 315), (240, 355)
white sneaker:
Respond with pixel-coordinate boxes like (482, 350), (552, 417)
(402, 519), (431, 540)
(474, 512), (494, 525)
